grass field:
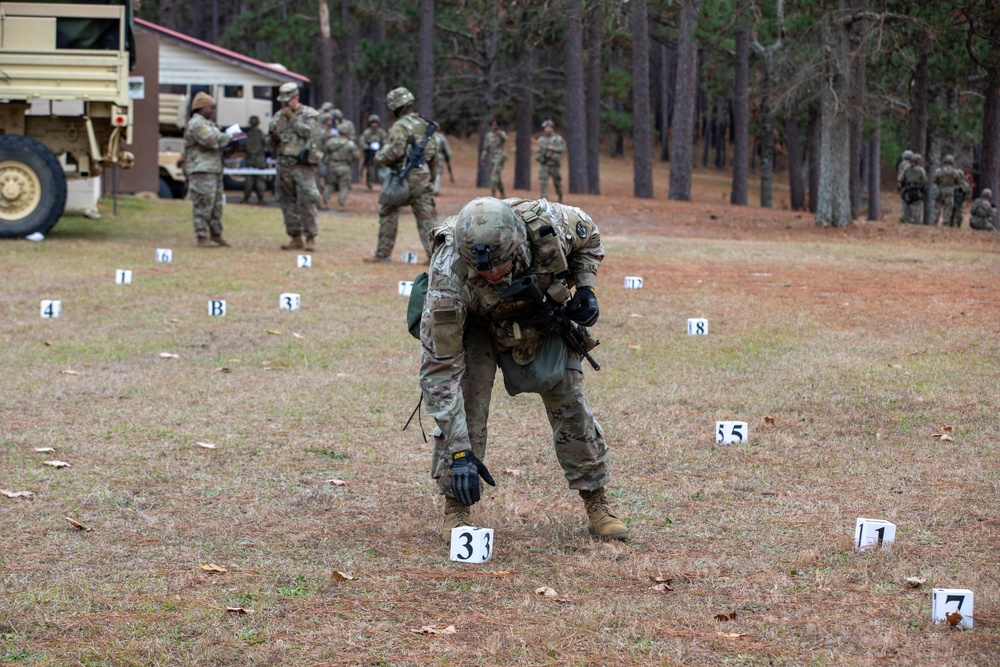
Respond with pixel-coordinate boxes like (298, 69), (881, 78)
(1, 167), (999, 666)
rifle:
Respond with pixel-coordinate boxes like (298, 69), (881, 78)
(379, 120), (438, 207)
(401, 120), (438, 179)
(500, 275), (601, 371)
(445, 149), (454, 183)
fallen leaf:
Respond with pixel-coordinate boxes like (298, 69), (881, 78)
(931, 433), (955, 442)
(626, 344), (642, 350)
(335, 373), (348, 378)
(228, 358), (241, 362)
(158, 352), (180, 359)
(215, 367), (232, 373)
(199, 563), (227, 573)
(940, 424), (954, 432)
(715, 632), (747, 638)
(332, 570), (354, 581)
(715, 611), (738, 621)
(904, 577), (926, 588)
(292, 332), (303, 339)
(889, 364), (903, 369)
(410, 625), (457, 635)
(764, 416), (775, 426)
(43, 341), (52, 346)
(535, 587), (558, 597)
(629, 313), (643, 317)
(60, 370), (81, 375)
(34, 447), (55, 453)
(44, 460), (70, 468)
(327, 479), (348, 486)
(503, 468), (522, 477)
(266, 329), (282, 335)
(65, 517), (90, 531)
(1, 489), (34, 499)
(650, 583), (674, 592)
(196, 442), (216, 449)
(225, 607), (253, 614)
(649, 574), (673, 584)
(485, 570), (513, 577)
(946, 611), (963, 627)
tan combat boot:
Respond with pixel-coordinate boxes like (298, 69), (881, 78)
(196, 237), (214, 248)
(580, 488), (629, 540)
(281, 235), (304, 250)
(303, 235), (316, 251)
(363, 254), (391, 264)
(210, 234), (231, 247)
(440, 496), (471, 543)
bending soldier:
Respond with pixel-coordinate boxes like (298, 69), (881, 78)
(969, 189), (998, 231)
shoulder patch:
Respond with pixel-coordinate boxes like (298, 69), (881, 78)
(576, 221), (587, 238)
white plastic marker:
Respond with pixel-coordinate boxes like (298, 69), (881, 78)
(279, 293), (301, 311)
(40, 300), (61, 318)
(932, 588), (973, 629)
(449, 526), (494, 563)
(398, 280), (413, 297)
(687, 318), (708, 335)
(297, 254), (312, 268)
(208, 300), (227, 317)
(624, 276), (644, 289)
(156, 248), (172, 263)
(716, 421), (748, 444)
(401, 251), (418, 264)
(115, 269), (133, 285)
(854, 518), (896, 551)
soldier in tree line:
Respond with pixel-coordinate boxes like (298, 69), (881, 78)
(896, 150), (914, 192)
(535, 119), (566, 202)
(899, 153), (927, 224)
(268, 82), (322, 251)
(365, 86), (438, 263)
(333, 108), (357, 143)
(241, 115), (267, 205)
(321, 124), (359, 210)
(418, 197), (628, 544)
(183, 91), (243, 247)
(361, 114), (388, 189)
(969, 188), (998, 231)
(932, 155), (971, 228)
(480, 118), (507, 198)
(432, 133), (453, 196)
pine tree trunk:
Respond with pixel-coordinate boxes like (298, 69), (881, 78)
(585, 0), (602, 194)
(340, 0), (357, 121)
(565, 0), (588, 194)
(371, 19), (386, 122)
(867, 114), (881, 220)
(660, 43), (674, 162)
(515, 49), (535, 191)
(908, 33), (930, 155)
(816, 8), (852, 228)
(418, 0), (435, 118)
(632, 0), (653, 198)
(808, 101), (820, 213)
(847, 0), (868, 220)
(731, 15), (749, 205)
(669, 0), (698, 201)
(785, 113), (805, 211)
(318, 1), (334, 105)
(981, 66), (1000, 202)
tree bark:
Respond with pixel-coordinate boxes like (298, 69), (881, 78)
(660, 43), (674, 162)
(867, 112), (880, 220)
(731, 8), (749, 205)
(669, 0), (698, 201)
(752, 31), (782, 209)
(808, 100), (820, 213)
(418, 0), (435, 118)
(318, 1), (334, 105)
(816, 6), (852, 227)
(340, 0), (358, 123)
(632, 0), (653, 198)
(514, 48), (535, 191)
(565, 0), (588, 194)
(847, 0), (868, 220)
(908, 32), (930, 156)
(785, 112), (805, 210)
(585, 0), (602, 194)
(981, 66), (1000, 203)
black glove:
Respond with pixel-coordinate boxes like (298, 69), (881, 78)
(566, 286), (599, 326)
(297, 148), (311, 165)
(450, 450), (495, 506)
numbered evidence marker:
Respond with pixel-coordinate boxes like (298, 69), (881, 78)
(156, 248), (173, 263)
(716, 421), (748, 445)
(687, 317), (709, 335)
(207, 300), (227, 317)
(854, 518), (896, 551)
(297, 254), (312, 268)
(40, 300), (62, 318)
(449, 526), (494, 564)
(624, 276), (644, 289)
(279, 293), (301, 311)
(401, 251), (419, 264)
(115, 269), (133, 285)
(932, 588), (974, 629)
(398, 280), (414, 297)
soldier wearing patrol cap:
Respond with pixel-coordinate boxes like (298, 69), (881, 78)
(418, 196), (628, 544)
(361, 114), (388, 189)
(268, 82), (322, 250)
(366, 86), (438, 263)
(183, 91), (241, 247)
(535, 119), (566, 202)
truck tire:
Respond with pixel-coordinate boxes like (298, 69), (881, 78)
(0, 135), (67, 239)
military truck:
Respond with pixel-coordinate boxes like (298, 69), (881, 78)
(0, 1), (135, 238)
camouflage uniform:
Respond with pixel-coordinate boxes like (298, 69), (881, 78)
(482, 127), (507, 198)
(896, 150), (913, 194)
(420, 198), (608, 495)
(969, 189), (998, 231)
(433, 133), (452, 196)
(361, 116), (388, 188)
(535, 121), (566, 202)
(241, 117), (267, 204)
(372, 88), (438, 260)
(933, 156), (969, 228)
(899, 156), (927, 224)
(322, 134), (358, 208)
(183, 109), (233, 241)
(268, 98), (321, 242)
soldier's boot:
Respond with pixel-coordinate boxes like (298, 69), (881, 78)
(210, 234), (231, 247)
(303, 235), (316, 251)
(580, 488), (629, 540)
(196, 236), (215, 248)
(363, 255), (391, 264)
(440, 496), (471, 543)
(281, 235), (305, 250)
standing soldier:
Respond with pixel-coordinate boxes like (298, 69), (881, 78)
(933, 155), (968, 228)
(535, 119), (566, 202)
(480, 119), (507, 198)
(969, 189), (998, 231)
(322, 127), (359, 210)
(361, 114), (388, 189)
(268, 82), (322, 251)
(241, 116), (267, 205)
(896, 150), (914, 193)
(418, 197), (628, 543)
(183, 91), (240, 247)
(899, 153), (927, 224)
(367, 86), (438, 263)
(333, 108), (357, 142)
(433, 132), (453, 196)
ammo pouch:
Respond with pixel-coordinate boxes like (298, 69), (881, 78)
(406, 272), (429, 339)
(902, 185), (924, 204)
(497, 335), (581, 396)
(379, 173), (411, 208)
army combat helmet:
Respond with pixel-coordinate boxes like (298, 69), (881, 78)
(368, 113), (380, 124)
(902, 150), (914, 161)
(943, 154), (955, 165)
(277, 82), (299, 102)
(386, 87), (415, 112)
(453, 197), (527, 273)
